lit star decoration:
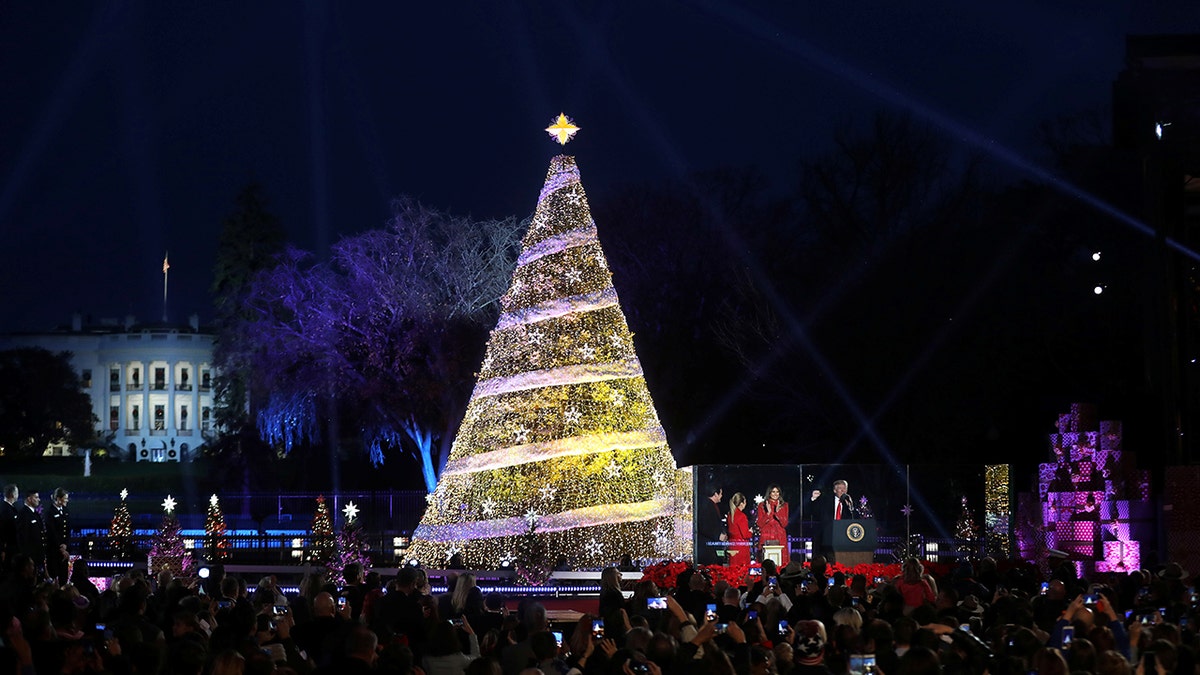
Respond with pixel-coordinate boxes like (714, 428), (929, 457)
(524, 509), (540, 527)
(343, 501), (360, 521)
(579, 345), (596, 360)
(161, 495), (177, 513)
(539, 484), (557, 501)
(545, 113), (580, 146)
(405, 152), (694, 571)
(565, 268), (583, 283)
(120, 488), (128, 501)
(513, 427), (530, 444)
(426, 493), (437, 505)
(210, 494), (220, 507)
(901, 504), (914, 516)
(586, 538), (604, 556)
(755, 494), (766, 505)
(605, 459), (622, 479)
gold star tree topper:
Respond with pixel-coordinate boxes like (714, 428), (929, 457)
(545, 113), (580, 146)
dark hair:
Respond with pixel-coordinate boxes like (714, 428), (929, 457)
(426, 621), (463, 657)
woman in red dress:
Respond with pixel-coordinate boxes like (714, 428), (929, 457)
(756, 484), (790, 566)
(727, 492), (751, 567)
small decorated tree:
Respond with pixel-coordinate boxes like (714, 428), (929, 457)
(110, 489), (133, 560)
(148, 495), (191, 577)
(204, 494), (231, 561)
(955, 495), (979, 560)
(328, 501), (370, 581)
(308, 495), (334, 564)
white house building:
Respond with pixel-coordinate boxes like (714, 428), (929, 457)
(0, 314), (217, 461)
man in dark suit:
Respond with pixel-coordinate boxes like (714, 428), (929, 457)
(697, 486), (727, 565)
(15, 492), (44, 578)
(0, 484), (20, 567)
(810, 479), (855, 562)
(43, 487), (70, 584)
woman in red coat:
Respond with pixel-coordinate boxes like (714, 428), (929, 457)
(756, 484), (790, 566)
(727, 492), (751, 567)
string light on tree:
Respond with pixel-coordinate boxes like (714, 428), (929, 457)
(407, 115), (693, 578)
(149, 494), (190, 577)
(205, 493), (231, 560)
(308, 495), (334, 564)
(110, 489), (133, 560)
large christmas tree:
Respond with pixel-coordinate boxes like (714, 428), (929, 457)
(408, 116), (693, 574)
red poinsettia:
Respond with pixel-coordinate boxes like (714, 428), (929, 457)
(640, 559), (952, 589)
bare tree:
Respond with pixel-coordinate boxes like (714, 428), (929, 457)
(231, 198), (525, 489)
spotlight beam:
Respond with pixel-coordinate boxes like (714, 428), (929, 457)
(692, 0), (1200, 264)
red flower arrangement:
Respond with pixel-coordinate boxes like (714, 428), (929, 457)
(640, 559), (953, 588)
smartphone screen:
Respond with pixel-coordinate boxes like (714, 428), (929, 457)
(747, 610), (758, 621)
(552, 631), (563, 646)
(828, 577), (836, 588)
(778, 620), (789, 633)
(1040, 582), (1049, 595)
(1062, 626), (1074, 647)
(592, 619), (605, 639)
(647, 597), (667, 610)
(705, 604), (717, 622)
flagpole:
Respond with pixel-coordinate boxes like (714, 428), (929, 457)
(162, 252), (169, 322)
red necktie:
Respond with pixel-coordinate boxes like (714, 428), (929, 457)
(835, 501), (842, 520)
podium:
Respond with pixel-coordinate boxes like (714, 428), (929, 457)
(829, 518), (876, 566)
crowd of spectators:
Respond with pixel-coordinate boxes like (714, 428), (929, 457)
(0, 552), (1194, 675)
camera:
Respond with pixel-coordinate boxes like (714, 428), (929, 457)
(552, 631), (563, 646)
(828, 577), (836, 588)
(217, 600), (233, 609)
(592, 619), (605, 639)
(337, 597), (348, 610)
(705, 604), (717, 622)
(778, 620), (789, 633)
(450, 617), (464, 626)
(1084, 594), (1099, 605)
(747, 610), (758, 621)
(647, 597), (667, 610)
(715, 623), (728, 634)
(1062, 626), (1074, 647)
(273, 605), (289, 615)
(631, 664), (650, 675)
(1039, 582), (1049, 595)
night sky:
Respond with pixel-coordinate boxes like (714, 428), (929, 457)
(3, 1), (1195, 333)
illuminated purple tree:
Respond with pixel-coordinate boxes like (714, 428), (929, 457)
(231, 199), (524, 489)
